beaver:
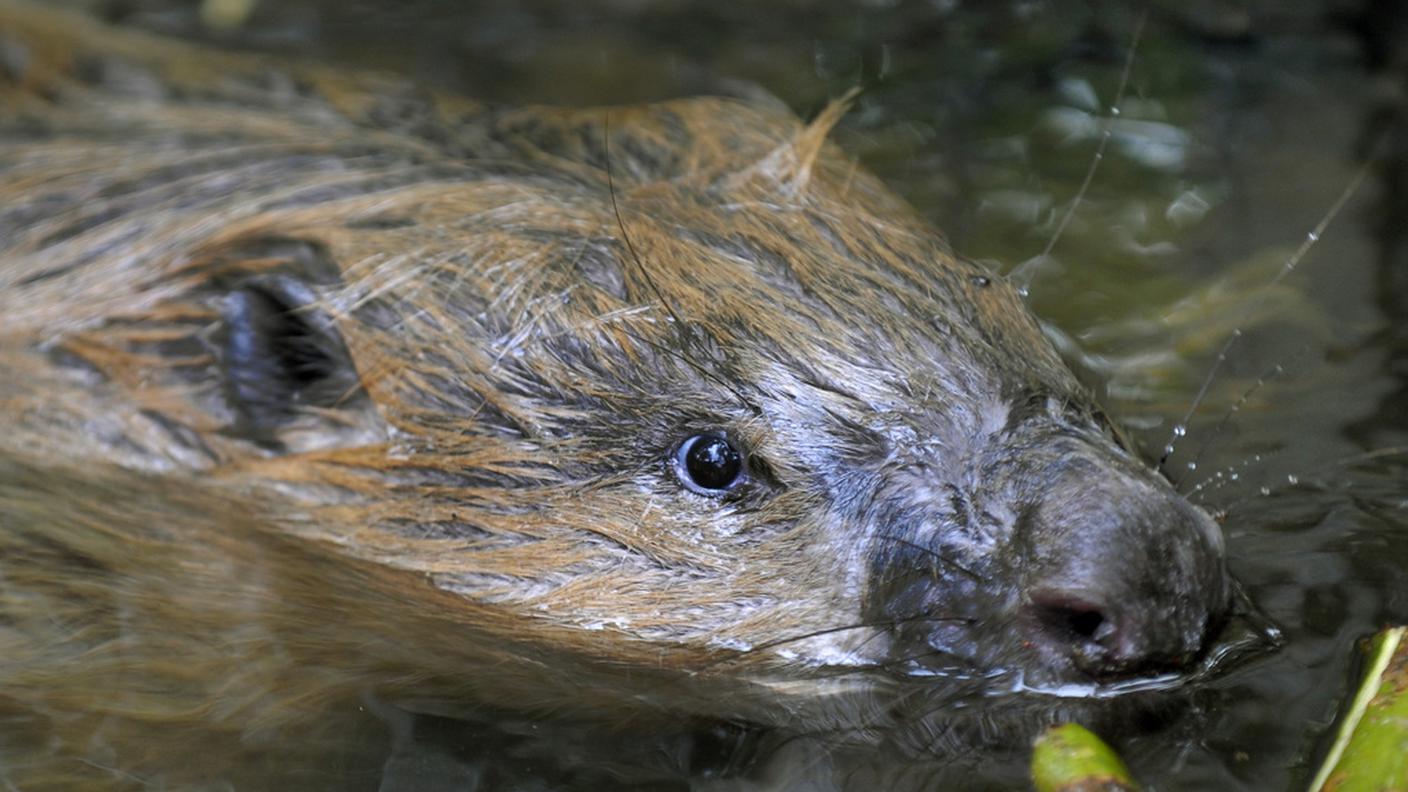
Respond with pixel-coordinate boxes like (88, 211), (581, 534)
(0, 2), (1232, 789)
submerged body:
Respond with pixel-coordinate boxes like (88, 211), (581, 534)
(0, 3), (1230, 789)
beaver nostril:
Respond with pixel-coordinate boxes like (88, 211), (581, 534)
(1030, 591), (1103, 642)
(1028, 590), (1113, 647)
(1057, 607), (1104, 642)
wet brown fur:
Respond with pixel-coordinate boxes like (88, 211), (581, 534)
(0, 3), (1149, 789)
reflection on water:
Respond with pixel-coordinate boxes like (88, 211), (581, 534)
(31, 1), (1408, 789)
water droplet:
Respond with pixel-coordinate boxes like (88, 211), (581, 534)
(1307, 231), (1320, 242)
(1259, 487), (1271, 496)
(1162, 444), (1175, 457)
(1172, 425), (1187, 438)
(1110, 106), (1121, 116)
(1287, 474), (1299, 485)
(1186, 462), (1198, 471)
(1230, 473), (1239, 481)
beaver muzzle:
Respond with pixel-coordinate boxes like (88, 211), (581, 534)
(867, 423), (1232, 687)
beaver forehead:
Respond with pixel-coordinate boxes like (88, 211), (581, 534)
(367, 175), (1082, 427)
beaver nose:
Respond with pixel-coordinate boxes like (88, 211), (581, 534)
(1025, 586), (1201, 677)
(1016, 471), (1231, 679)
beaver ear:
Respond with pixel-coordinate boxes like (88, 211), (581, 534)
(217, 274), (372, 449)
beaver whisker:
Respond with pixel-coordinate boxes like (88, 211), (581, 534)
(1160, 332), (1239, 475)
(620, 614), (978, 736)
(836, 613), (988, 676)
(866, 646), (988, 681)
(787, 646), (980, 684)
(721, 613), (976, 666)
(601, 110), (763, 415)
(1015, 7), (1148, 291)
(1173, 354), (1299, 493)
(872, 534), (982, 582)
(74, 757), (152, 788)
(1159, 155), (1374, 474)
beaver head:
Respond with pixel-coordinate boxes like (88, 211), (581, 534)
(0, 6), (1231, 736)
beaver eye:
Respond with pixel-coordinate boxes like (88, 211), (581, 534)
(674, 434), (745, 495)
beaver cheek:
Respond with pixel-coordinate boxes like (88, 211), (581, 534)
(861, 524), (1005, 676)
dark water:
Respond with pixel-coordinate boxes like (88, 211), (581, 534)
(62, 1), (1408, 789)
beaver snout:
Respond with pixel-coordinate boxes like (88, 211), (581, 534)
(868, 434), (1231, 686)
(1013, 461), (1232, 681)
